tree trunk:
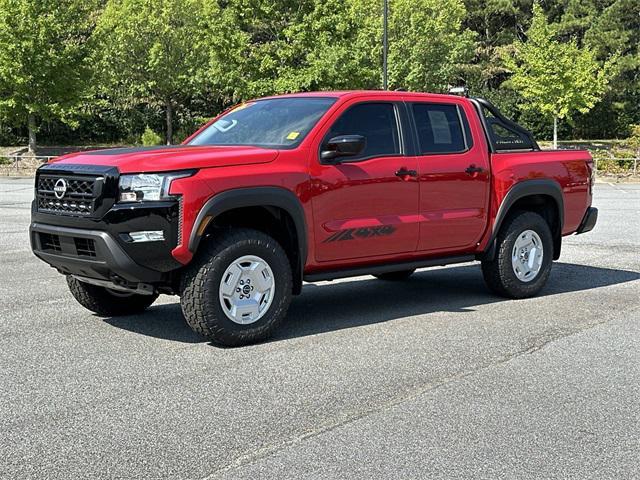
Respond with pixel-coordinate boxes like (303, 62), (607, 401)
(553, 116), (558, 150)
(28, 113), (37, 154)
(165, 100), (173, 145)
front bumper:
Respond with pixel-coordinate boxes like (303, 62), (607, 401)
(576, 207), (598, 234)
(30, 200), (183, 287)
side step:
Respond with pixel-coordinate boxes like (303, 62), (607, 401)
(303, 255), (476, 282)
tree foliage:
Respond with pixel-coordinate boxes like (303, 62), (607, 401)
(387, 0), (475, 91)
(0, 0), (98, 151)
(92, 0), (223, 143)
(501, 3), (614, 145)
(0, 0), (638, 147)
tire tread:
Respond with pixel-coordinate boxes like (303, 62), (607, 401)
(180, 228), (292, 346)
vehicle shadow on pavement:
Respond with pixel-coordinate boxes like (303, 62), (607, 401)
(276, 262), (640, 341)
(103, 305), (206, 343)
(102, 262), (639, 344)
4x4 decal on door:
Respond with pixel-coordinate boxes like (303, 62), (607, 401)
(323, 225), (397, 243)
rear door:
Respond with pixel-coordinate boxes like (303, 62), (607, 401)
(407, 99), (491, 253)
(309, 100), (419, 262)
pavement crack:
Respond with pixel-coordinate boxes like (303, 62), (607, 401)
(200, 309), (637, 480)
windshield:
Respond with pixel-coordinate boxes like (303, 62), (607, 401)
(188, 97), (337, 149)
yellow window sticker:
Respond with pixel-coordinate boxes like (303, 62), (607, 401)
(286, 131), (300, 140)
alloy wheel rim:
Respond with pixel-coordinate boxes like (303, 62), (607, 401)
(218, 255), (275, 325)
(511, 229), (544, 283)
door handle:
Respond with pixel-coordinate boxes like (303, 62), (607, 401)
(395, 168), (418, 177)
(465, 164), (484, 175)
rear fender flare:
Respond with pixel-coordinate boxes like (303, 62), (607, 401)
(483, 179), (564, 260)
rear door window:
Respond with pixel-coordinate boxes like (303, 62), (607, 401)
(411, 103), (470, 154)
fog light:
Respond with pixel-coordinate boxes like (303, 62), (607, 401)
(128, 231), (165, 242)
(120, 191), (139, 202)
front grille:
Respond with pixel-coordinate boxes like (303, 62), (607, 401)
(74, 237), (97, 257)
(40, 233), (62, 252)
(37, 175), (100, 216)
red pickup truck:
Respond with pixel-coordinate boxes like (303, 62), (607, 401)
(30, 91), (597, 346)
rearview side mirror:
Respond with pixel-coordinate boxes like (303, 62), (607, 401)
(320, 135), (366, 162)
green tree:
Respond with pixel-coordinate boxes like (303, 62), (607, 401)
(502, 3), (613, 147)
(93, 0), (217, 144)
(273, 0), (381, 92)
(220, 0), (474, 97)
(462, 0), (534, 90)
(0, 0), (98, 152)
(387, 0), (475, 91)
(216, 0), (379, 98)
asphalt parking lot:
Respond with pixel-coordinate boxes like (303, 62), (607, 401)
(1, 178), (639, 479)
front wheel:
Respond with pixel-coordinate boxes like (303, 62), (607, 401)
(481, 211), (553, 298)
(180, 228), (292, 347)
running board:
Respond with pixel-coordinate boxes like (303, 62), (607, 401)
(303, 255), (476, 282)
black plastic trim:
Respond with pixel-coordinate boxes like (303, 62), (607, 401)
(576, 207), (598, 234)
(469, 97), (540, 152)
(189, 187), (308, 290)
(36, 163), (120, 219)
(483, 179), (564, 260)
(304, 255), (475, 282)
(31, 198), (181, 272)
(82, 146), (181, 156)
(30, 222), (169, 284)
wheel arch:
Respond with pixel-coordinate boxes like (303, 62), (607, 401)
(483, 179), (564, 261)
(188, 187), (307, 294)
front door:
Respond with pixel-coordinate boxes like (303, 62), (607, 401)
(310, 101), (419, 262)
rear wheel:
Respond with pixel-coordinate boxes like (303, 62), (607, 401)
(373, 269), (415, 281)
(180, 228), (292, 347)
(481, 211), (553, 298)
(66, 276), (158, 316)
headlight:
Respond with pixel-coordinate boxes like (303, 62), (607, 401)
(118, 171), (195, 202)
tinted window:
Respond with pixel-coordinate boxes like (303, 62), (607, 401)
(324, 103), (400, 159)
(189, 97), (336, 149)
(412, 104), (468, 154)
(487, 119), (534, 151)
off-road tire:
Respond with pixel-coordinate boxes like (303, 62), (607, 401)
(66, 276), (158, 316)
(373, 269), (415, 281)
(180, 228), (293, 347)
(481, 211), (553, 299)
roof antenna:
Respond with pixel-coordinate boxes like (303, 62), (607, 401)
(394, 88), (407, 92)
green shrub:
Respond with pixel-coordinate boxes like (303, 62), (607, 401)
(140, 127), (163, 146)
(626, 124), (640, 154)
(173, 127), (192, 144)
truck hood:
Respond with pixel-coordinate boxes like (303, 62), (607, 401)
(50, 145), (279, 174)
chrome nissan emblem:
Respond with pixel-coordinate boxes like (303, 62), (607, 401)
(53, 178), (67, 199)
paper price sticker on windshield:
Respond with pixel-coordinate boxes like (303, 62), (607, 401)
(286, 131), (300, 140)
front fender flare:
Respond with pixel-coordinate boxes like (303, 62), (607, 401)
(188, 186), (308, 286)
